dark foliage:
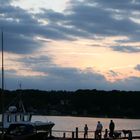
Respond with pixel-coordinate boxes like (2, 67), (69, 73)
(0, 89), (140, 118)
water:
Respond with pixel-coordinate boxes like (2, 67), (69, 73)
(1, 114), (140, 138)
(32, 116), (140, 138)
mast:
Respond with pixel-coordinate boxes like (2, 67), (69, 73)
(2, 31), (4, 96)
(18, 82), (26, 113)
(1, 30), (4, 133)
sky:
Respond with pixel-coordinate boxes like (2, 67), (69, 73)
(0, 0), (140, 91)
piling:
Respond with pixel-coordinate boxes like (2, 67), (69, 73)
(63, 132), (66, 138)
(128, 131), (132, 140)
(76, 127), (78, 139)
(72, 131), (74, 140)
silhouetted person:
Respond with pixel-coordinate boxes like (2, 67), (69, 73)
(84, 124), (88, 138)
(95, 121), (103, 139)
(109, 120), (115, 137)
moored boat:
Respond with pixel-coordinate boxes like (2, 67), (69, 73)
(0, 105), (55, 133)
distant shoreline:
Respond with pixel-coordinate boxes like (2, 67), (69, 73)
(1, 89), (140, 119)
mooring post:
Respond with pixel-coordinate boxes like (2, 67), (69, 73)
(49, 129), (52, 137)
(63, 132), (66, 138)
(94, 131), (96, 139)
(76, 127), (78, 139)
(72, 131), (75, 140)
(128, 131), (132, 140)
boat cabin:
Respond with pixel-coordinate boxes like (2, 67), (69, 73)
(3, 106), (32, 129)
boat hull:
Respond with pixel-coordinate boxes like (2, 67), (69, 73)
(34, 122), (55, 132)
(1, 123), (54, 140)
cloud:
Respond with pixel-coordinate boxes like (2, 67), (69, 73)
(4, 66), (110, 90)
(93, 0), (140, 11)
(0, 5), (42, 54)
(0, 0), (12, 5)
(135, 64), (140, 71)
(4, 66), (140, 91)
(1, 0), (140, 91)
(35, 0), (140, 45)
(1, 0), (140, 54)
(112, 76), (140, 91)
(109, 70), (119, 77)
(66, 0), (140, 36)
(111, 45), (140, 53)
(0, 4), (77, 54)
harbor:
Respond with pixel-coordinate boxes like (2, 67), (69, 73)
(41, 116), (140, 140)
(1, 0), (140, 140)
(1, 115), (140, 140)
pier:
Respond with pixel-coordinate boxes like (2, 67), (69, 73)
(48, 128), (140, 140)
(0, 128), (140, 140)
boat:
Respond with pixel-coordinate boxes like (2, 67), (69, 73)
(1, 102), (55, 132)
(3, 123), (42, 140)
(1, 104), (55, 140)
(0, 31), (55, 138)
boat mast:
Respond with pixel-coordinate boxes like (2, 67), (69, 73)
(1, 31), (4, 97)
(1, 30), (4, 133)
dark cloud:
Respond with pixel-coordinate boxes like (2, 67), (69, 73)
(112, 76), (140, 91)
(109, 70), (119, 77)
(135, 64), (140, 71)
(38, 9), (66, 22)
(4, 66), (140, 91)
(36, 0), (140, 43)
(0, 0), (12, 5)
(37, 9), (91, 39)
(111, 45), (140, 53)
(1, 0), (140, 54)
(3, 67), (109, 90)
(0, 5), (42, 54)
(18, 55), (54, 69)
(69, 0), (140, 36)
(93, 0), (140, 11)
(0, 5), (73, 54)
(1, 32), (41, 54)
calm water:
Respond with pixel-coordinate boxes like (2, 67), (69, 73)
(32, 116), (140, 138)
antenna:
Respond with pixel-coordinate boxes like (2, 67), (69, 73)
(18, 81), (22, 90)
(19, 82), (22, 90)
(17, 81), (26, 113)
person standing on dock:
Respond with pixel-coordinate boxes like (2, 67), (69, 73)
(109, 120), (115, 137)
(84, 124), (88, 138)
(95, 121), (103, 139)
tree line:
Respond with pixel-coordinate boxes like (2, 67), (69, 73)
(0, 89), (140, 118)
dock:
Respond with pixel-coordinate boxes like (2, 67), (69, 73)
(48, 128), (140, 140)
(0, 128), (140, 140)
(47, 137), (140, 140)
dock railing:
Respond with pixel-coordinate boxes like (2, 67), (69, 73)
(51, 128), (140, 139)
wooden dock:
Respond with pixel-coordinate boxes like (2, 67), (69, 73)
(0, 134), (140, 140)
(1, 128), (140, 140)
(49, 128), (140, 140)
(47, 136), (140, 140)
